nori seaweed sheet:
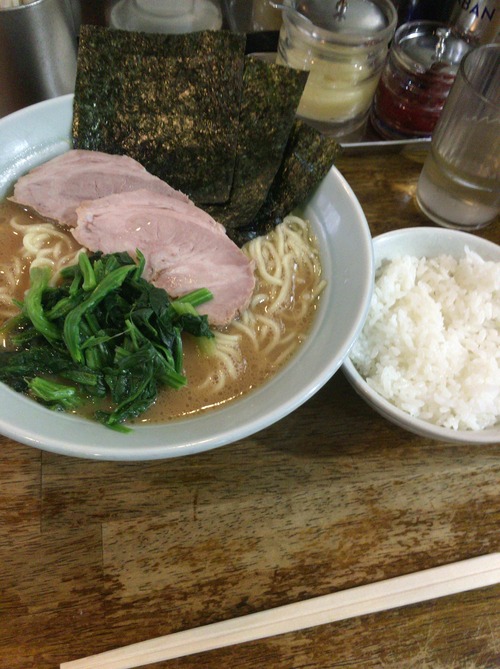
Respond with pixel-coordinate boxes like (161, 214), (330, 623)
(73, 26), (246, 204)
(72, 26), (341, 247)
(205, 57), (307, 229)
(229, 120), (342, 246)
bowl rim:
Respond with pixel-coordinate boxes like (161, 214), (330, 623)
(342, 226), (500, 445)
(0, 94), (375, 460)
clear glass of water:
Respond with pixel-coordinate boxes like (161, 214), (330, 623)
(416, 43), (500, 230)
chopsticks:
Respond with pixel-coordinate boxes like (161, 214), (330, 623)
(61, 553), (500, 669)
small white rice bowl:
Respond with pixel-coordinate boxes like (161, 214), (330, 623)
(343, 227), (500, 444)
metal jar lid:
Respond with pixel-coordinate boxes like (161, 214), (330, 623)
(279, 0), (397, 36)
(394, 21), (472, 75)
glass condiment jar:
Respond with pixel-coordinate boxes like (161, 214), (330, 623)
(108, 0), (222, 34)
(275, 0), (397, 137)
(370, 21), (472, 140)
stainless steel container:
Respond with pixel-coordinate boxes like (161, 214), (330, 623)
(0, 0), (80, 118)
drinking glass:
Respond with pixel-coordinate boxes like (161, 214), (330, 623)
(416, 43), (500, 230)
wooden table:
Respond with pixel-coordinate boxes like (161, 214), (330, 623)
(1, 149), (499, 669)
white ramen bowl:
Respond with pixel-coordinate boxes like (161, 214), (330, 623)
(0, 95), (374, 460)
(343, 227), (500, 445)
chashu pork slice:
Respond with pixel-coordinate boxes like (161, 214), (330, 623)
(10, 149), (190, 227)
(73, 189), (255, 327)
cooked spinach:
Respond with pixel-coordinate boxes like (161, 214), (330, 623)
(0, 251), (214, 431)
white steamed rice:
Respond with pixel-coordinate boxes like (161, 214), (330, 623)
(349, 247), (500, 431)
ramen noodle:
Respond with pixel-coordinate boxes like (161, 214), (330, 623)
(0, 201), (325, 422)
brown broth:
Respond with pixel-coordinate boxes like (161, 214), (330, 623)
(0, 202), (37, 302)
(0, 201), (81, 308)
(0, 201), (322, 424)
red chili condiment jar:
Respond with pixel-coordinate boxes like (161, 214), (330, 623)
(370, 21), (471, 139)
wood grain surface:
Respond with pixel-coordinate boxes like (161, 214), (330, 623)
(1, 148), (499, 669)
